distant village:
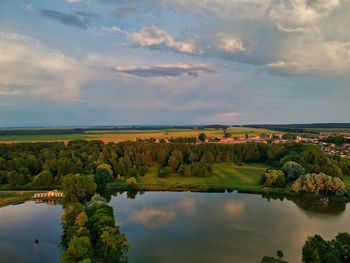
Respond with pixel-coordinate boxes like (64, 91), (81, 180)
(137, 131), (350, 160)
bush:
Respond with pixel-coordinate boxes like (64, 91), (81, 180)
(126, 177), (137, 187)
(158, 167), (171, 178)
(260, 170), (285, 187)
(292, 173), (346, 196)
(138, 166), (147, 177)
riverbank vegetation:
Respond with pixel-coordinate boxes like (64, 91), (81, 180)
(0, 140), (349, 199)
(0, 191), (37, 207)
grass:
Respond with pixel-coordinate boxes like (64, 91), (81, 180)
(0, 127), (273, 143)
(344, 176), (350, 192)
(108, 162), (268, 192)
(0, 191), (36, 207)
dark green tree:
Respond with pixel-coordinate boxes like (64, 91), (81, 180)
(94, 164), (114, 189)
(198, 133), (206, 142)
(63, 174), (97, 203)
(33, 170), (55, 188)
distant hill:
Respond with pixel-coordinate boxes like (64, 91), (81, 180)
(243, 123), (350, 129)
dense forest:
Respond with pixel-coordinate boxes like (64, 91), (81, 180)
(0, 140), (349, 189)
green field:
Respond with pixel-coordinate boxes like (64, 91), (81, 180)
(0, 127), (273, 143)
(0, 134), (88, 142)
(109, 162), (269, 192)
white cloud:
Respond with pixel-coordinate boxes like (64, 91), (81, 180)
(0, 90), (22, 96)
(264, 41), (350, 75)
(127, 26), (201, 54)
(216, 36), (247, 53)
(0, 32), (90, 100)
(100, 26), (122, 36)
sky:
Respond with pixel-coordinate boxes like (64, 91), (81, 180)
(0, 0), (349, 127)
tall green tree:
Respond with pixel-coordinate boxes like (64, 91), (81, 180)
(63, 174), (97, 203)
(94, 163), (114, 189)
(33, 170), (55, 187)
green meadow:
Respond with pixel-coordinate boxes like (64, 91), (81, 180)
(108, 162), (269, 192)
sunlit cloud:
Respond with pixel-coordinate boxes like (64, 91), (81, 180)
(0, 32), (90, 101)
(127, 26), (201, 54)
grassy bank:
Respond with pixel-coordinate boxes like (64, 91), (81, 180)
(107, 162), (350, 202)
(0, 191), (37, 207)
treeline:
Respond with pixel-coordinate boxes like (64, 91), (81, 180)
(244, 123), (350, 129)
(0, 141), (349, 188)
(0, 129), (85, 136)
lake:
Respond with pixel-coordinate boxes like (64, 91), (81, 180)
(0, 191), (349, 263)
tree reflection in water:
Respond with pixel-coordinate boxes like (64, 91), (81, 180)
(261, 192), (347, 215)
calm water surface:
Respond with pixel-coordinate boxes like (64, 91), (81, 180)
(1, 192), (350, 263)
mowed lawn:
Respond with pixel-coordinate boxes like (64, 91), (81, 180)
(128, 162), (268, 190)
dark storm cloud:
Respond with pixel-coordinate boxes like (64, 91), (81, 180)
(40, 9), (99, 29)
(112, 64), (216, 77)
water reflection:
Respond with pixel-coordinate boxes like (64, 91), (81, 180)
(261, 193), (347, 215)
(109, 192), (350, 263)
(0, 201), (62, 263)
(1, 192), (349, 263)
(129, 207), (176, 229)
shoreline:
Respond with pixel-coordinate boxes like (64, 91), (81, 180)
(1, 184), (349, 208)
(106, 183), (350, 203)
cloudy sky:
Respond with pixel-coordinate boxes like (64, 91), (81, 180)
(1, 0), (349, 127)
